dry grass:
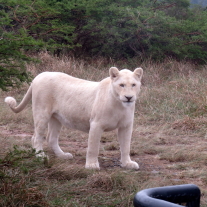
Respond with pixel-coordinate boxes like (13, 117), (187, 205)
(1, 53), (207, 206)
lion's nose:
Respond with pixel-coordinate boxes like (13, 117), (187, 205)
(125, 96), (133, 102)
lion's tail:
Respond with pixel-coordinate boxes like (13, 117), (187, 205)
(5, 85), (32, 113)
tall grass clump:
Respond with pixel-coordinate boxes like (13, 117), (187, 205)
(137, 59), (207, 123)
(26, 52), (113, 81)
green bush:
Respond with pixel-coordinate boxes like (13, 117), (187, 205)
(1, 0), (207, 90)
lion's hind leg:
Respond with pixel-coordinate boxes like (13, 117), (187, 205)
(32, 110), (52, 158)
(47, 116), (73, 159)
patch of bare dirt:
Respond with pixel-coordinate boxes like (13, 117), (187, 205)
(0, 125), (32, 138)
(0, 125), (170, 171)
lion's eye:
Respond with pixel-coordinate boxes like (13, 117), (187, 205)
(132, 84), (136, 87)
(120, 84), (125, 87)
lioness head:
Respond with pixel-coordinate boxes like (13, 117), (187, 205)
(109, 67), (143, 106)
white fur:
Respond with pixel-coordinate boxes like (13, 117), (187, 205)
(5, 97), (16, 108)
(5, 67), (143, 170)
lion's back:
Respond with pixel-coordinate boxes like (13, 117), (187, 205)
(31, 72), (101, 131)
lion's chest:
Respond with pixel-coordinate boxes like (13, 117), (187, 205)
(91, 103), (134, 132)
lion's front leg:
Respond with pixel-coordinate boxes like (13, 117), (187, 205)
(85, 122), (103, 170)
(118, 126), (139, 170)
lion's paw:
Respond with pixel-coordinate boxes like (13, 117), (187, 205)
(121, 161), (139, 170)
(85, 162), (100, 170)
(36, 151), (49, 160)
(58, 152), (73, 159)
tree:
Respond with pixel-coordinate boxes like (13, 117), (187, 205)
(0, 2), (39, 90)
(0, 0), (74, 90)
(1, 0), (207, 91)
(52, 0), (207, 63)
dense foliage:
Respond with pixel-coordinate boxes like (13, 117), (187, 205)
(0, 0), (207, 90)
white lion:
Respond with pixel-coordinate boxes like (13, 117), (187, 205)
(5, 67), (143, 170)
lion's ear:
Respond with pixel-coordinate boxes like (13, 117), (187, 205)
(109, 67), (119, 79)
(134, 68), (143, 80)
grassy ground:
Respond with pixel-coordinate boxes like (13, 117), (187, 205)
(1, 53), (207, 206)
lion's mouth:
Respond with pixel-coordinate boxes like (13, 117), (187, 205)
(123, 100), (134, 103)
